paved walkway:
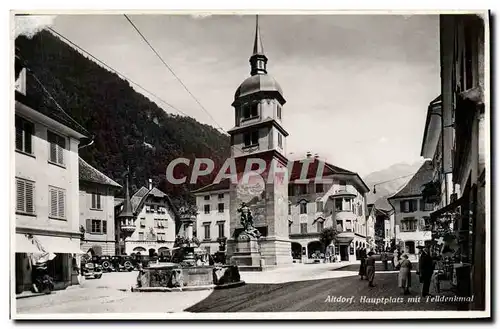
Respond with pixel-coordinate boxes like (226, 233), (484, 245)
(15, 262), (466, 316)
(241, 261), (357, 283)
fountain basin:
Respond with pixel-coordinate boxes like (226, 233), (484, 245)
(132, 264), (244, 292)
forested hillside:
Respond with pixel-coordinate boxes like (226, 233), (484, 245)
(15, 31), (230, 206)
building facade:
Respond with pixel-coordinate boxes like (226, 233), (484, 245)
(369, 204), (395, 251)
(115, 182), (180, 256)
(79, 158), (121, 256)
(14, 62), (88, 294)
(192, 180), (230, 254)
(420, 14), (487, 311)
(388, 161), (434, 260)
(287, 156), (370, 263)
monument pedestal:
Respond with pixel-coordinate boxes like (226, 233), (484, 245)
(259, 236), (293, 267)
(228, 236), (263, 272)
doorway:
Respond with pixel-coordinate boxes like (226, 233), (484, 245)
(340, 245), (349, 261)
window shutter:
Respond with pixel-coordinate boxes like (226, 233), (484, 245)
(15, 124), (23, 151)
(97, 194), (101, 209)
(86, 219), (91, 232)
(57, 140), (64, 165)
(91, 193), (96, 209)
(16, 179), (25, 212)
(25, 181), (34, 213)
(400, 201), (404, 212)
(49, 141), (57, 163)
(49, 188), (58, 217)
(102, 220), (107, 234)
(57, 190), (65, 218)
(419, 199), (424, 211)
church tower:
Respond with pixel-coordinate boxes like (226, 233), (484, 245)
(229, 15), (288, 159)
(226, 16), (292, 269)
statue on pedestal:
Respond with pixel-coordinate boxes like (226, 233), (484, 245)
(238, 202), (261, 239)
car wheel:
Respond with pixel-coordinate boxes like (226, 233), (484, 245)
(124, 261), (132, 270)
(102, 261), (111, 271)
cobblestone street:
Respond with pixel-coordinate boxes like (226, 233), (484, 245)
(15, 263), (466, 316)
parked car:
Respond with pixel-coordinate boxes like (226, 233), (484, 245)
(95, 255), (114, 272)
(82, 261), (103, 279)
(111, 255), (135, 272)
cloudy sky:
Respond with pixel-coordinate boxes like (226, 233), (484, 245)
(50, 13), (440, 176)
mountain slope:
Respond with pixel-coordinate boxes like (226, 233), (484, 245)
(15, 31), (230, 206)
(363, 161), (424, 210)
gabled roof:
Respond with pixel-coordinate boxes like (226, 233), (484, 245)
(289, 158), (355, 181)
(148, 187), (167, 198)
(374, 198), (393, 212)
(290, 158), (370, 194)
(131, 187), (150, 213)
(388, 160), (434, 199)
(192, 178), (230, 194)
(79, 158), (121, 188)
(118, 186), (179, 220)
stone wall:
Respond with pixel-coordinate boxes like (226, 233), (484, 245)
(136, 265), (241, 288)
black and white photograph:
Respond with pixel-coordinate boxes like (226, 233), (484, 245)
(9, 9), (490, 320)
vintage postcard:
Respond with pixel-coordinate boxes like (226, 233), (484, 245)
(10, 10), (490, 320)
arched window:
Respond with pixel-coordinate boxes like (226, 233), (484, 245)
(299, 200), (308, 214)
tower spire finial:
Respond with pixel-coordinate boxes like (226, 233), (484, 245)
(249, 14), (268, 75)
(253, 15), (264, 56)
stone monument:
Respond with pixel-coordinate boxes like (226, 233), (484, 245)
(177, 205), (199, 266)
(229, 202), (264, 271)
(225, 16), (292, 269)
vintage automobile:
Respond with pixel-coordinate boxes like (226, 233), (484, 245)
(82, 260), (103, 279)
(110, 255), (135, 272)
(94, 255), (114, 272)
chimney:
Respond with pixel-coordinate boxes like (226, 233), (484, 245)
(148, 178), (153, 190)
(306, 151), (312, 158)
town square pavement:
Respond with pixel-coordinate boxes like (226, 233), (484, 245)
(15, 262), (464, 315)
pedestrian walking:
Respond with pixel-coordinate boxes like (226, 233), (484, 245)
(398, 254), (412, 294)
(381, 251), (388, 271)
(417, 245), (435, 297)
(358, 248), (367, 280)
(393, 249), (399, 270)
(366, 251), (376, 287)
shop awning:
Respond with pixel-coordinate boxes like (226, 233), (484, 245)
(430, 195), (465, 220)
(336, 236), (355, 244)
(15, 233), (40, 253)
(35, 235), (84, 254)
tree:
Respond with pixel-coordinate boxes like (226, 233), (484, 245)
(319, 226), (339, 253)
